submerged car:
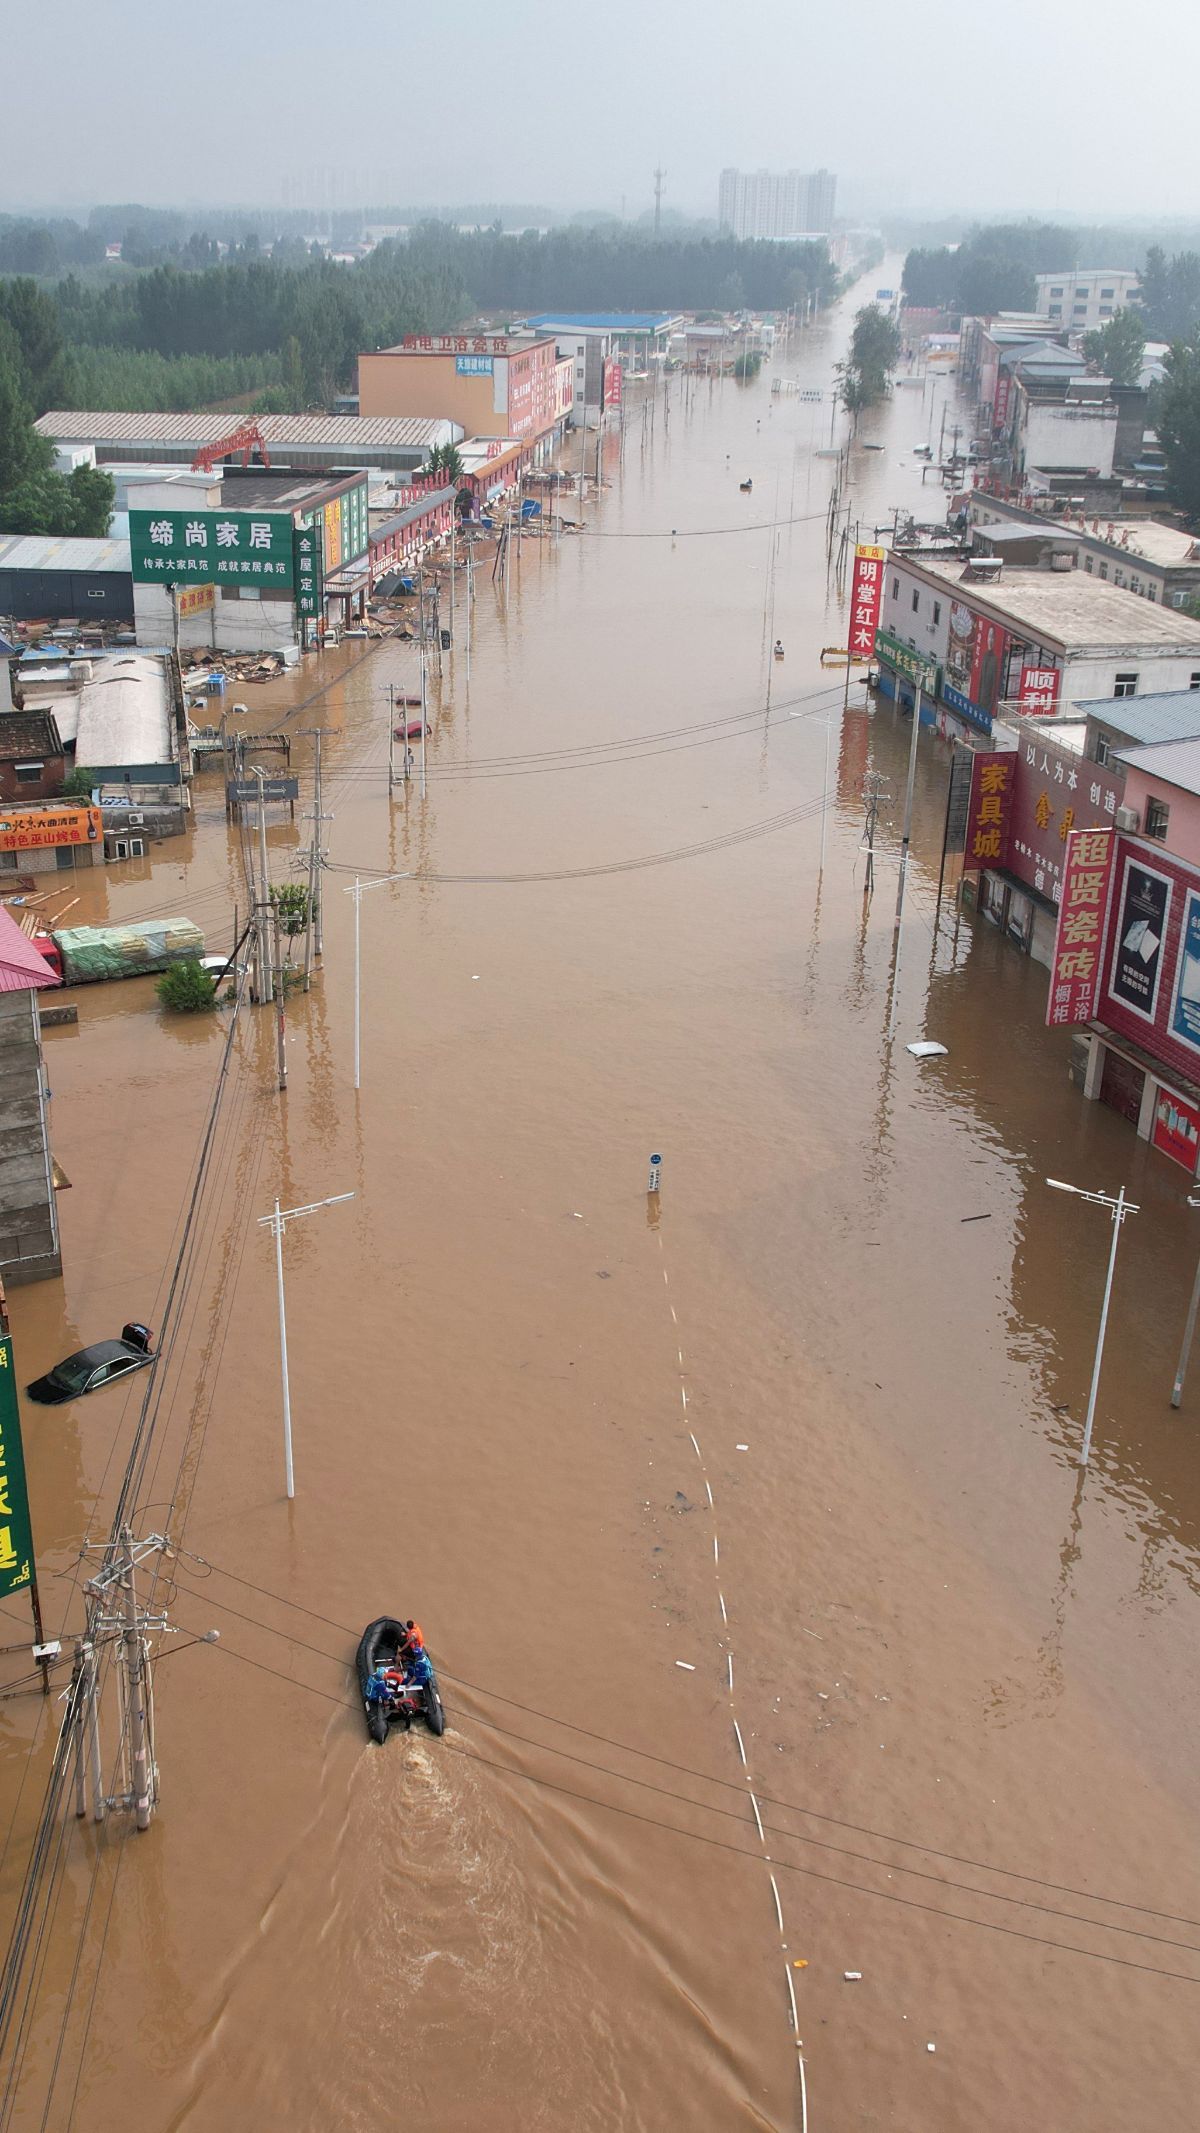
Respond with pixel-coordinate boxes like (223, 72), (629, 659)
(26, 1324), (154, 1406)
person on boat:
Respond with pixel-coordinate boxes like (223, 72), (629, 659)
(398, 1620), (424, 1663)
(774, 640), (785, 659)
(404, 1644), (434, 1689)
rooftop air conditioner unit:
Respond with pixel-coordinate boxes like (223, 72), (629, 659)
(127, 810), (145, 826)
(69, 660), (93, 682)
(1115, 804), (1140, 831)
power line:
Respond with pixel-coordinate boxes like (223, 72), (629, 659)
(163, 1619), (1200, 1993)
(166, 1558), (1200, 1937)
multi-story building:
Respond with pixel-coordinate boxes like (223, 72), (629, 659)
(1034, 270), (1141, 334)
(358, 333), (559, 445)
(717, 167), (836, 239)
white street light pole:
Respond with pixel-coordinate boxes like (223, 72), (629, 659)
(819, 715), (832, 876)
(1046, 1178), (1139, 1465)
(258, 1192), (354, 1498)
(343, 873), (410, 1091)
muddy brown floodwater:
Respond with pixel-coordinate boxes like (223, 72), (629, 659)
(2, 260), (1200, 2131)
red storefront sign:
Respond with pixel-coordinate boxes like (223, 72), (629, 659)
(847, 543), (885, 657)
(1017, 664), (1061, 716)
(1046, 827), (1116, 1027)
(1151, 1087), (1200, 1171)
(1007, 733), (1123, 906)
(994, 369), (1012, 429)
(964, 751), (1014, 867)
(603, 359), (623, 409)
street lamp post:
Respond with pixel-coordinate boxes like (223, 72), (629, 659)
(257, 1192), (355, 1498)
(343, 873), (410, 1091)
(1046, 1178), (1139, 1466)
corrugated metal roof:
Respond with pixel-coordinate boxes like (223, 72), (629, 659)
(525, 312), (676, 333)
(0, 533), (130, 572)
(37, 411), (451, 449)
(75, 655), (171, 769)
(1114, 738), (1200, 794)
(0, 905), (57, 993)
(371, 486), (456, 540)
(1075, 692), (1200, 744)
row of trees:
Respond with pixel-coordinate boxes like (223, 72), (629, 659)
(0, 328), (112, 536)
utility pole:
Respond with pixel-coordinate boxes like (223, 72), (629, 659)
(1046, 1178), (1139, 1465)
(254, 768), (274, 1005)
(466, 547), (473, 682)
(120, 1528), (153, 1830)
(344, 873), (410, 1088)
(893, 677), (924, 935)
(388, 684), (396, 797)
(1170, 1192), (1200, 1407)
(419, 636), (428, 801)
(862, 771), (887, 898)
(257, 1194), (354, 1499)
(653, 165), (665, 237)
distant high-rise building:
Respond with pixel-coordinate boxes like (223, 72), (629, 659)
(717, 167), (836, 240)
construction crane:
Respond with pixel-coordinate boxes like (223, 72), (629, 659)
(191, 420), (271, 475)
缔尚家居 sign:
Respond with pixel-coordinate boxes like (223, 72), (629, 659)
(130, 509), (295, 589)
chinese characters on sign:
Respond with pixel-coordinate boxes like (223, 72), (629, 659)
(0, 806), (101, 853)
(130, 508), (294, 587)
(847, 544), (885, 658)
(1152, 1088), (1200, 1171)
(1017, 664), (1061, 716)
(0, 1337), (35, 1600)
(1169, 888), (1200, 1055)
(293, 524), (324, 621)
(1005, 735), (1122, 904)
(603, 358), (623, 410)
(402, 334), (512, 355)
(455, 355), (494, 375)
(1046, 827), (1116, 1026)
(964, 750), (1014, 866)
(1108, 856), (1172, 1026)
(177, 584), (214, 617)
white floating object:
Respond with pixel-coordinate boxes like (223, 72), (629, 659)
(675, 1660), (695, 1671)
(844, 1971), (862, 1981)
(571, 1212), (583, 1219)
(907, 1040), (948, 1058)
(736, 1443), (750, 1451)
(927, 2042), (936, 2053)
(471, 974), (480, 980)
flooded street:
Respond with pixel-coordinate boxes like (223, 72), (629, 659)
(3, 260), (1200, 2129)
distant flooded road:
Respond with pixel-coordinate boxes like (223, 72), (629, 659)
(3, 260), (1199, 2130)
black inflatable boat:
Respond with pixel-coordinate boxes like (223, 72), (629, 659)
(356, 1616), (446, 1745)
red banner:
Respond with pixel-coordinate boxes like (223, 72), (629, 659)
(603, 359), (623, 409)
(847, 544), (885, 658)
(1152, 1088), (1200, 1171)
(1018, 663), (1061, 716)
(1047, 827), (1117, 1027)
(994, 370), (1012, 429)
(1009, 732), (1122, 905)
(965, 751), (1015, 868)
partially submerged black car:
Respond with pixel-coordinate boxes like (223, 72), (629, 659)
(26, 1323), (154, 1406)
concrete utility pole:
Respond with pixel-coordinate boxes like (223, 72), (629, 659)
(120, 1528), (153, 1830)
(254, 768), (274, 1005)
(301, 728), (327, 990)
(81, 1530), (171, 1828)
(653, 166), (665, 236)
(388, 684), (396, 797)
(862, 771), (888, 897)
(1170, 1192), (1200, 1407)
(893, 678), (924, 935)
(258, 1194), (354, 1499)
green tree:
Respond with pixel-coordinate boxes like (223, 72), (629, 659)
(156, 961), (216, 1012)
(840, 305), (901, 415)
(1156, 329), (1200, 524)
(0, 327), (114, 535)
(1082, 308), (1147, 386)
(425, 441), (465, 482)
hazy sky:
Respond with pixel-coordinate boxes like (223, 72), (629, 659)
(3, 0), (1197, 223)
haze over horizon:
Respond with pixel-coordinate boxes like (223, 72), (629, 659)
(2, 0), (1196, 227)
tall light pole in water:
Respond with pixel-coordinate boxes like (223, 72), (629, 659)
(1046, 1178), (1139, 1466)
(258, 1192), (354, 1498)
(343, 873), (410, 1090)
(1170, 1192), (1200, 1408)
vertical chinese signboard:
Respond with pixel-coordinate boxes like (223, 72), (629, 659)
(847, 544), (884, 658)
(1046, 827), (1116, 1026)
(964, 750), (1015, 868)
(1017, 664), (1061, 716)
(603, 358), (623, 410)
(293, 523), (324, 622)
(0, 1337), (34, 1599)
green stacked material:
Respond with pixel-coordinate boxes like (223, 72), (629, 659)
(55, 920), (205, 986)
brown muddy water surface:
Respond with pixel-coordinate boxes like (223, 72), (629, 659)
(2, 264), (1199, 2130)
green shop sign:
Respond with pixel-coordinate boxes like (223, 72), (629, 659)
(130, 508), (295, 590)
(0, 1337), (35, 1599)
(875, 627), (939, 691)
(293, 523), (324, 619)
